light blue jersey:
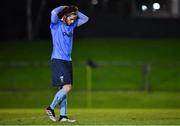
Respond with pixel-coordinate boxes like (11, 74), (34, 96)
(50, 6), (89, 61)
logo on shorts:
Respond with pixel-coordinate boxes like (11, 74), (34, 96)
(60, 76), (64, 83)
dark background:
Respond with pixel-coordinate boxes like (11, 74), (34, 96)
(1, 0), (180, 41)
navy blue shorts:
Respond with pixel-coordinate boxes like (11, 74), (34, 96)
(51, 59), (73, 87)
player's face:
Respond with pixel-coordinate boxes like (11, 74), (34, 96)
(66, 15), (77, 25)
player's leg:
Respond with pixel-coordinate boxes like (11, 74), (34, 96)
(59, 94), (67, 116)
(46, 59), (66, 122)
(58, 61), (76, 122)
(50, 88), (67, 109)
(49, 85), (72, 110)
(46, 85), (73, 122)
(59, 92), (76, 123)
(46, 86), (66, 122)
(46, 59), (73, 122)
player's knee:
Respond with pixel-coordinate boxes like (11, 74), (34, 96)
(63, 84), (72, 92)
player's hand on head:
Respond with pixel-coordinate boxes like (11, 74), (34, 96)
(74, 6), (78, 11)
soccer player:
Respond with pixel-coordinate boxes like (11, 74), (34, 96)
(46, 5), (89, 122)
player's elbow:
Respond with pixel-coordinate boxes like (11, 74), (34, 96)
(51, 10), (56, 16)
(84, 16), (89, 23)
(86, 17), (89, 23)
(77, 15), (89, 27)
(51, 11), (58, 23)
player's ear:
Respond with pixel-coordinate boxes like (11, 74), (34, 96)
(62, 15), (67, 21)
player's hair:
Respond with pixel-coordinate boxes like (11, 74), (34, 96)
(58, 5), (78, 19)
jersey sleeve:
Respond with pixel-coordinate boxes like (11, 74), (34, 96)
(51, 6), (64, 24)
(76, 11), (89, 27)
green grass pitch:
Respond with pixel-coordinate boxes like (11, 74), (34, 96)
(0, 108), (180, 125)
(0, 38), (180, 125)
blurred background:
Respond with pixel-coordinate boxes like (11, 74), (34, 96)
(1, 0), (180, 40)
(0, 0), (180, 109)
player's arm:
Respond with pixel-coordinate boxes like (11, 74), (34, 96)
(76, 11), (89, 27)
(51, 6), (66, 23)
